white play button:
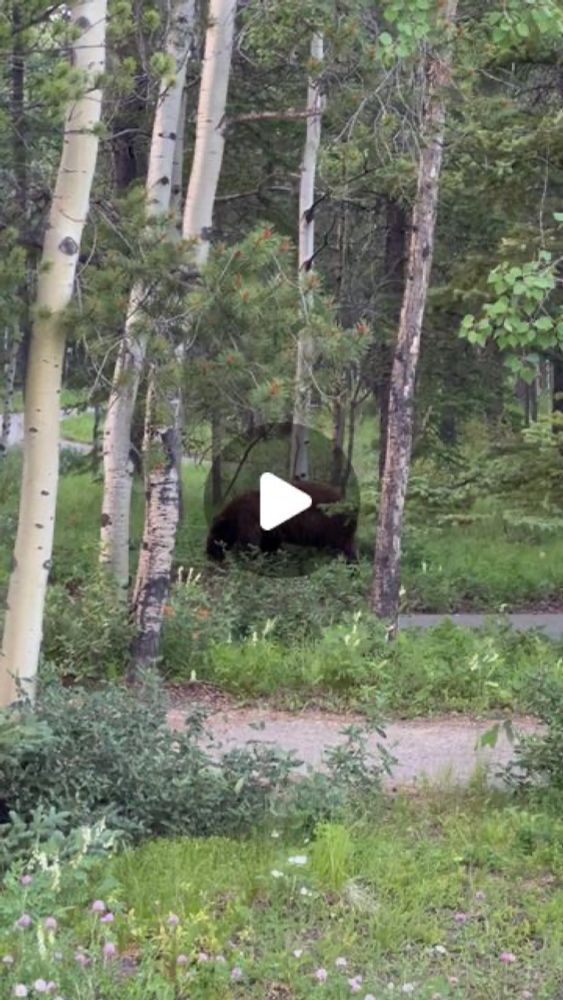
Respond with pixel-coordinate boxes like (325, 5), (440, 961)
(259, 473), (312, 531)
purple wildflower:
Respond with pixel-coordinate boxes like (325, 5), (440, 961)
(15, 913), (32, 930)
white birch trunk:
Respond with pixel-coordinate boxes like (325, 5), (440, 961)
(100, 0), (195, 594)
(182, 0), (237, 265)
(1, 327), (19, 455)
(290, 33), (324, 481)
(371, 0), (458, 626)
(169, 88), (188, 241)
(130, 375), (182, 672)
(130, 0), (237, 670)
(0, 1), (107, 708)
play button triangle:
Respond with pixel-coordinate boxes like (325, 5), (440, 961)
(260, 473), (312, 531)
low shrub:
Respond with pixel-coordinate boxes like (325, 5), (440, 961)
(162, 559), (370, 676)
(195, 617), (562, 716)
(0, 677), (389, 869)
(43, 574), (132, 681)
(4, 793), (563, 999)
(505, 666), (563, 791)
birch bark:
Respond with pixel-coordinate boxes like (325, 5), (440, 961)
(169, 88), (188, 241)
(371, 1), (458, 625)
(130, 377), (182, 671)
(182, 0), (237, 264)
(1, 328), (18, 454)
(290, 33), (324, 481)
(0, 0), (107, 707)
(100, 0), (195, 594)
(130, 0), (237, 672)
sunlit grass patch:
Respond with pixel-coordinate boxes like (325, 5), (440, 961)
(86, 792), (563, 997)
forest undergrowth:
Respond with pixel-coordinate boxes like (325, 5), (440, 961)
(2, 417), (562, 717)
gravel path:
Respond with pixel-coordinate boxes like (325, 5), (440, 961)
(399, 613), (563, 638)
(167, 707), (540, 788)
(5, 409), (91, 453)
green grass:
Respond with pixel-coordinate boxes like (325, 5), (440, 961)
(0, 456), (208, 595)
(12, 387), (89, 413)
(49, 462), (208, 584)
(187, 620), (563, 717)
(402, 521), (563, 611)
(60, 411), (95, 444)
(87, 791), (563, 997)
(2, 452), (562, 715)
(5, 787), (563, 996)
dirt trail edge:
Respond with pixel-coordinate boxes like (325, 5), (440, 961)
(398, 613), (563, 637)
(167, 707), (540, 788)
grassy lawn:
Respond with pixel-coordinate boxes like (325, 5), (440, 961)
(1, 453), (562, 716)
(106, 792), (563, 997)
(3, 790), (563, 998)
(401, 521), (563, 612)
(59, 411), (96, 444)
(12, 387), (90, 413)
(46, 461), (563, 611)
(50, 461), (209, 584)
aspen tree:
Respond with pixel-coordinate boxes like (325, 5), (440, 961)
(131, 0), (237, 670)
(100, 0), (195, 593)
(290, 32), (324, 481)
(371, 0), (458, 627)
(0, 0), (107, 707)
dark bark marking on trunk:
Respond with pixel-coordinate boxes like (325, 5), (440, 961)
(371, 2), (457, 625)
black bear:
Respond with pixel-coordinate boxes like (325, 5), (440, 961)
(206, 480), (358, 563)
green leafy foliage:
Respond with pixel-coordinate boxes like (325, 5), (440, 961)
(460, 253), (561, 376)
(505, 668), (563, 791)
(42, 575), (132, 682)
(5, 793), (563, 997)
(0, 677), (388, 864)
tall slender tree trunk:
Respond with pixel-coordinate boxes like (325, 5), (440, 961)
(528, 377), (538, 423)
(290, 32), (324, 481)
(330, 395), (346, 486)
(169, 88), (188, 241)
(130, 377), (182, 672)
(182, 0), (238, 264)
(343, 391), (358, 490)
(130, 0), (237, 674)
(1, 328), (19, 455)
(211, 409), (223, 504)
(371, 1), (457, 625)
(377, 198), (407, 482)
(552, 353), (563, 432)
(515, 377), (529, 425)
(100, 0), (195, 595)
(11, 3), (32, 403)
(0, 1), (107, 708)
